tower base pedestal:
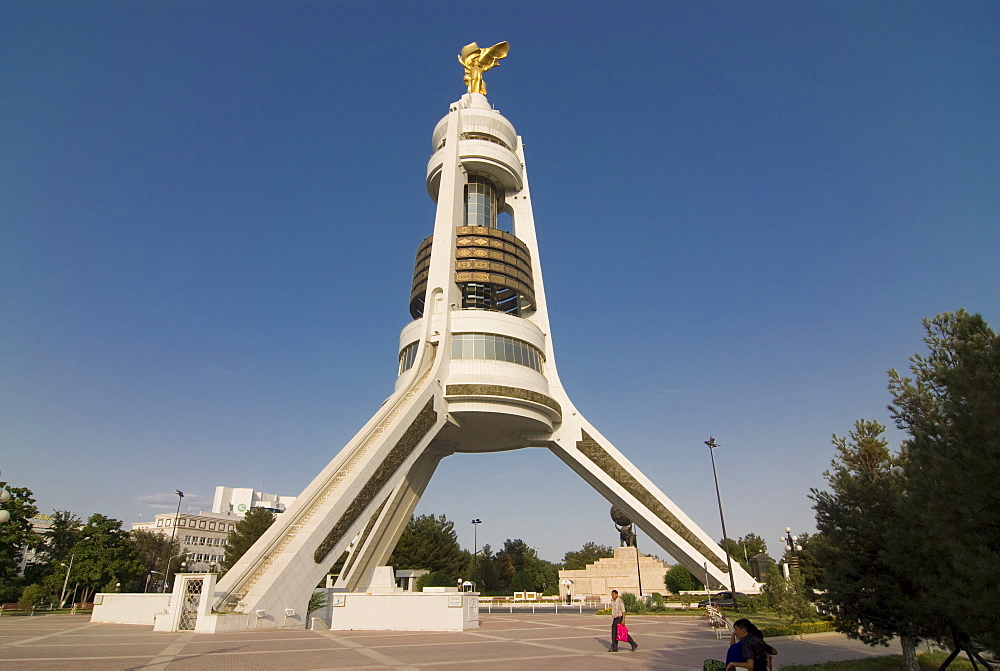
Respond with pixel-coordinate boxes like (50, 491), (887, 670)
(315, 589), (479, 631)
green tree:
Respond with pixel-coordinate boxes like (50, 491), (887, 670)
(561, 542), (614, 570)
(494, 539), (555, 593)
(888, 310), (1000, 656)
(22, 509), (84, 585)
(720, 533), (768, 572)
(470, 543), (501, 595)
(221, 507), (275, 574)
(0, 577), (22, 602)
(131, 529), (180, 591)
(508, 569), (533, 593)
(810, 419), (926, 671)
(42, 510), (83, 563)
(793, 532), (829, 593)
(759, 565), (814, 622)
(66, 514), (145, 602)
(415, 570), (455, 590)
(0, 481), (40, 580)
(663, 564), (703, 594)
(388, 514), (465, 578)
(18, 582), (48, 606)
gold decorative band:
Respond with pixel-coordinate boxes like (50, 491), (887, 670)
(575, 430), (729, 573)
(408, 228), (537, 318)
(445, 384), (561, 418)
(314, 399), (439, 564)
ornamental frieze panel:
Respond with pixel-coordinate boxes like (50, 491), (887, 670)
(314, 399), (438, 564)
(576, 430), (729, 573)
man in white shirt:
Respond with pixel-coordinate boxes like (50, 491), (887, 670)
(609, 589), (638, 652)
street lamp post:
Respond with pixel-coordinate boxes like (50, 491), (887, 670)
(471, 519), (482, 589)
(161, 552), (192, 593)
(146, 571), (165, 593)
(167, 489), (184, 550)
(705, 437), (739, 609)
(634, 530), (643, 597)
(59, 554), (75, 608)
(780, 527), (803, 578)
(161, 490), (185, 591)
(0, 472), (12, 523)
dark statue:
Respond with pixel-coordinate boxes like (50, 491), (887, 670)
(610, 505), (637, 547)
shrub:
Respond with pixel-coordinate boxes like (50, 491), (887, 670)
(416, 571), (454, 590)
(620, 592), (647, 614)
(18, 583), (46, 606)
(307, 591), (328, 614)
(650, 592), (666, 611)
(664, 565), (703, 593)
(758, 620), (835, 637)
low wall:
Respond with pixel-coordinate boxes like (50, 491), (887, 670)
(326, 592), (479, 631)
(91, 593), (171, 625)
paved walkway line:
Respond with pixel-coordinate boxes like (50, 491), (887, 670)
(138, 631), (195, 669)
(0, 622), (93, 647)
(467, 629), (592, 655)
(319, 630), (418, 670)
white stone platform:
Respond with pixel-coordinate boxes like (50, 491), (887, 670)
(558, 546), (669, 601)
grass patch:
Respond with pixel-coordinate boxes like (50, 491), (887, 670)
(781, 650), (976, 670)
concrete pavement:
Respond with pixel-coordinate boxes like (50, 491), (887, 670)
(0, 611), (902, 670)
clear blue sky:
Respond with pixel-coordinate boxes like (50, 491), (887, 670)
(3, 1), (997, 565)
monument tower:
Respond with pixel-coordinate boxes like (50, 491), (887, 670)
(209, 42), (759, 627)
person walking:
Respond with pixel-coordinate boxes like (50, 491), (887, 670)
(608, 589), (638, 652)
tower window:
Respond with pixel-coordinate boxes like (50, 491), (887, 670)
(451, 332), (544, 373)
(464, 176), (502, 228)
(461, 282), (497, 311)
(398, 341), (419, 375)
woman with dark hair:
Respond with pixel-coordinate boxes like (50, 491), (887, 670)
(703, 618), (777, 671)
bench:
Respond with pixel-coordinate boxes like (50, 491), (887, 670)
(0, 603), (35, 616)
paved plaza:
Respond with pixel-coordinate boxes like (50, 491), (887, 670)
(0, 611), (902, 670)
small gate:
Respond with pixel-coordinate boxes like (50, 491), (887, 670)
(178, 578), (204, 631)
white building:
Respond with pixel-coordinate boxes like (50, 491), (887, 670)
(212, 486), (295, 515)
(130, 485), (295, 572)
(131, 511), (237, 572)
(17, 514), (57, 576)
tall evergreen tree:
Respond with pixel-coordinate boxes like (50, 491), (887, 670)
(793, 532), (830, 593)
(221, 507), (275, 574)
(811, 419), (927, 671)
(470, 543), (501, 595)
(388, 514), (465, 578)
(888, 309), (1000, 656)
(492, 539), (557, 594)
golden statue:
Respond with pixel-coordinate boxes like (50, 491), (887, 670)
(458, 41), (509, 95)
